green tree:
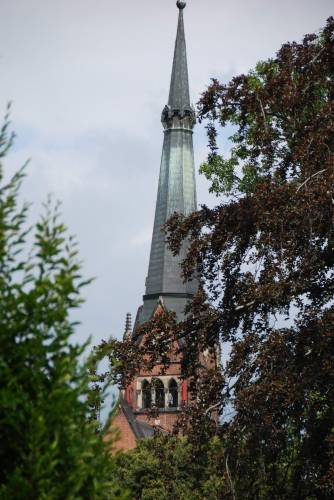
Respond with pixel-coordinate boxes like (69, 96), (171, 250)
(0, 106), (128, 499)
(115, 434), (226, 500)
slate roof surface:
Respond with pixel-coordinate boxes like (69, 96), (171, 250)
(120, 398), (156, 439)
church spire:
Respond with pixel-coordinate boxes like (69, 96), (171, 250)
(168, 2), (190, 111)
(138, 0), (198, 325)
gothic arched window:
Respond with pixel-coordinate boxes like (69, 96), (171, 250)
(142, 380), (151, 409)
(168, 378), (178, 408)
(154, 379), (165, 409)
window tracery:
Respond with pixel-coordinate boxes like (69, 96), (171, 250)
(142, 379), (151, 409)
(168, 378), (178, 407)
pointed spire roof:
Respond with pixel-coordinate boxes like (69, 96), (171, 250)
(137, 0), (198, 326)
(168, 2), (190, 111)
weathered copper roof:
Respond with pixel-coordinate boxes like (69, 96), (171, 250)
(138, 1), (198, 325)
(168, 3), (190, 111)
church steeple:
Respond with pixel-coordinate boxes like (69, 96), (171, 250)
(138, 1), (198, 324)
(168, 1), (190, 111)
(111, 2), (205, 449)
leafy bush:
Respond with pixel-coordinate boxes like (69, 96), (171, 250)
(0, 107), (128, 499)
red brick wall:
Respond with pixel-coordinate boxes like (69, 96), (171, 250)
(107, 306), (219, 450)
(135, 411), (179, 433)
(108, 407), (137, 451)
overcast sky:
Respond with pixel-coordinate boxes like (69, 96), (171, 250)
(0, 0), (333, 350)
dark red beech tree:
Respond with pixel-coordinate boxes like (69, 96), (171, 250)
(106, 17), (334, 500)
(164, 16), (334, 499)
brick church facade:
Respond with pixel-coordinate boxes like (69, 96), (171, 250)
(110, 1), (204, 451)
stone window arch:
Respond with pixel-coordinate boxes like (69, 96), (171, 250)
(153, 378), (165, 409)
(142, 379), (151, 409)
(168, 378), (178, 408)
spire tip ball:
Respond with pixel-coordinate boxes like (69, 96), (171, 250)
(176, 1), (186, 9)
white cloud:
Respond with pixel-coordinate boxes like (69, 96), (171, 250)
(0, 0), (332, 349)
(129, 227), (153, 248)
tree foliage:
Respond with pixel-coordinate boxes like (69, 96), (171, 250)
(107, 17), (334, 500)
(115, 435), (226, 500)
(0, 106), (128, 499)
(164, 17), (334, 499)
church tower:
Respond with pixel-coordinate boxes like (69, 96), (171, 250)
(111, 1), (198, 451)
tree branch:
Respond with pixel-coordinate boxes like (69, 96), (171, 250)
(204, 401), (221, 416)
(297, 168), (327, 192)
(257, 96), (268, 132)
(235, 300), (255, 311)
(226, 454), (236, 500)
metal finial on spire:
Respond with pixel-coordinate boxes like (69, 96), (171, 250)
(167, 0), (190, 111)
(176, 1), (186, 9)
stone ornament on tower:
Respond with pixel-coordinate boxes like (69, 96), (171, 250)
(123, 312), (132, 339)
